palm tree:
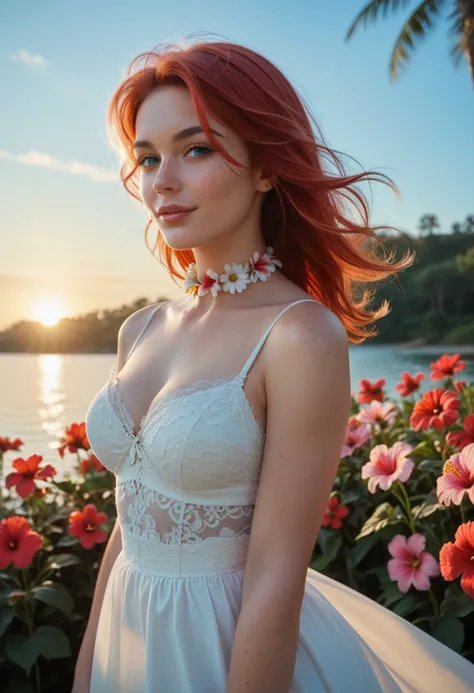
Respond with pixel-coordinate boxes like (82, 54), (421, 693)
(463, 214), (474, 232)
(346, 1), (474, 87)
(418, 213), (440, 235)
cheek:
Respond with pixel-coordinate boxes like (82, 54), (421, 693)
(191, 158), (252, 206)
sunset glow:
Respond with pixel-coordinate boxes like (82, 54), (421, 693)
(34, 300), (66, 326)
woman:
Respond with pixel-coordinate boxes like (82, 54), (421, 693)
(75, 39), (474, 692)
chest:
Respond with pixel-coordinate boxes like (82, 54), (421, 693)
(85, 373), (266, 504)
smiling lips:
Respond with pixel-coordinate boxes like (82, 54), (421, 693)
(157, 205), (196, 224)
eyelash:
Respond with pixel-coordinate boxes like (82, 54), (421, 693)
(136, 144), (212, 168)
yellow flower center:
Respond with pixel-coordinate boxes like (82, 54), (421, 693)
(443, 460), (463, 479)
(229, 273), (238, 282)
(86, 523), (96, 533)
(412, 558), (421, 568)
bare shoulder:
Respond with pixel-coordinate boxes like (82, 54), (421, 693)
(116, 301), (168, 371)
(263, 299), (349, 381)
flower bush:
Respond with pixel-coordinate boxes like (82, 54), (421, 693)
(313, 352), (474, 661)
(0, 351), (474, 691)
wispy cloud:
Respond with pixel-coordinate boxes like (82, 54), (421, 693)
(9, 48), (46, 66)
(0, 149), (118, 182)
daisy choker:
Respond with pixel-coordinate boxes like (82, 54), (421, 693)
(184, 246), (282, 297)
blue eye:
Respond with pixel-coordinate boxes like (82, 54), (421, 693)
(137, 155), (158, 167)
(185, 144), (212, 157)
(137, 144), (212, 168)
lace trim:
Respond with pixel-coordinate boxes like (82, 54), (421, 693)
(107, 365), (265, 439)
(116, 477), (255, 545)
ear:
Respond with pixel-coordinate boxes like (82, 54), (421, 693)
(254, 167), (274, 193)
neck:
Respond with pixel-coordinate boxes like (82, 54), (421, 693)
(191, 241), (268, 280)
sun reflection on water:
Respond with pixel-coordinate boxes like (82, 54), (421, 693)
(38, 355), (66, 448)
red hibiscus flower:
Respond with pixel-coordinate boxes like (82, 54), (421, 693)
(321, 495), (349, 529)
(58, 422), (90, 459)
(453, 380), (467, 394)
(357, 378), (385, 404)
(69, 504), (108, 549)
(409, 389), (460, 431)
(439, 522), (474, 598)
(395, 372), (425, 397)
(0, 516), (43, 569)
(446, 414), (474, 451)
(0, 437), (23, 454)
(6, 455), (57, 499)
(79, 454), (106, 474)
(430, 353), (465, 381)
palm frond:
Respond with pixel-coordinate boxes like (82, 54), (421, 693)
(389, 0), (448, 80)
(447, 5), (467, 68)
(345, 0), (414, 41)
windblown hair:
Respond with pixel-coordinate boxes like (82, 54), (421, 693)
(107, 38), (414, 343)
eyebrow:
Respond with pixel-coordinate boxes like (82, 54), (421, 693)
(133, 126), (224, 150)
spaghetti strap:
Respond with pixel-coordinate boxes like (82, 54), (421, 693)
(123, 302), (166, 365)
(238, 298), (322, 382)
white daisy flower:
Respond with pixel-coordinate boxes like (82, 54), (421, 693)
(219, 263), (250, 294)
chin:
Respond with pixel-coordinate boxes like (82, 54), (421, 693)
(160, 230), (201, 252)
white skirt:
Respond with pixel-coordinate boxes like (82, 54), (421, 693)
(90, 549), (474, 693)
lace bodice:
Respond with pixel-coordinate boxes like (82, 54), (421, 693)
(85, 299), (321, 576)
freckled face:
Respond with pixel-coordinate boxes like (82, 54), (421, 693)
(134, 85), (263, 251)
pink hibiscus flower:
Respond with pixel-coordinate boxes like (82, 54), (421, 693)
(340, 417), (371, 458)
(357, 401), (397, 427)
(436, 443), (474, 507)
(387, 534), (440, 592)
(361, 442), (414, 493)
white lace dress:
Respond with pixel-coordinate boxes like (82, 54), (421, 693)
(84, 300), (474, 693)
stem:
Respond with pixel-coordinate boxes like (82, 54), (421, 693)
(391, 485), (415, 534)
(428, 588), (439, 616)
(20, 570), (41, 693)
(399, 482), (415, 533)
(460, 502), (466, 525)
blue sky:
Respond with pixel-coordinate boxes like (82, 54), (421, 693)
(1, 0), (472, 330)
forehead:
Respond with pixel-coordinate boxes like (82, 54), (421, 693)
(135, 85), (225, 141)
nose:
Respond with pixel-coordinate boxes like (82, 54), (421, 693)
(152, 160), (181, 195)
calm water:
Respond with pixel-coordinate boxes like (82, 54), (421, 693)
(2, 345), (474, 477)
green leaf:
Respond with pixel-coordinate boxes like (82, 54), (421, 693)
(5, 634), (39, 675)
(56, 536), (78, 548)
(347, 533), (379, 571)
(32, 625), (71, 660)
(410, 441), (436, 458)
(392, 593), (420, 618)
(440, 584), (474, 619)
(31, 581), (74, 619)
(432, 617), (465, 653)
(412, 502), (445, 520)
(0, 606), (14, 637)
(356, 502), (399, 539)
(311, 532), (342, 571)
(378, 583), (405, 608)
(46, 553), (83, 569)
(51, 480), (76, 494)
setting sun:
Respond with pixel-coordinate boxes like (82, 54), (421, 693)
(34, 299), (66, 326)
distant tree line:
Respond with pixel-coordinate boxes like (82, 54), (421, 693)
(370, 214), (474, 345)
(0, 213), (472, 352)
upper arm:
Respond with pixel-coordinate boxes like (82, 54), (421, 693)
(241, 302), (351, 603)
(116, 303), (161, 372)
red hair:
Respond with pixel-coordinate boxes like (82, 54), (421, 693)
(107, 39), (414, 344)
